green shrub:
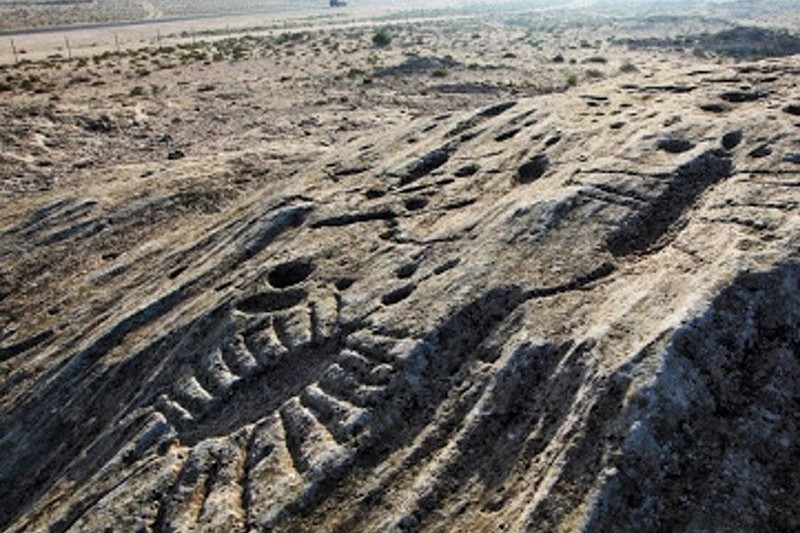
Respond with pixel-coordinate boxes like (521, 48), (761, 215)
(372, 29), (392, 48)
(566, 73), (578, 87)
(347, 67), (365, 79)
(129, 85), (145, 97)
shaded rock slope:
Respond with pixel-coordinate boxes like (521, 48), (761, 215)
(1, 58), (799, 532)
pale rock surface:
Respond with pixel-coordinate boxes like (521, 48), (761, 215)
(1, 57), (799, 532)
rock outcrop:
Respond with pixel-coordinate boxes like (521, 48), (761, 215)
(1, 58), (799, 532)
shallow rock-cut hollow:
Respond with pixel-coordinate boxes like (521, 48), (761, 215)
(516, 154), (550, 183)
(268, 260), (315, 289)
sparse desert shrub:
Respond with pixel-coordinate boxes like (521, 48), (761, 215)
(583, 55), (608, 64)
(372, 29), (392, 48)
(231, 45), (248, 61)
(0, 82), (12, 92)
(552, 53), (565, 63)
(566, 73), (578, 87)
(180, 50), (206, 63)
(129, 85), (145, 97)
(585, 68), (604, 79)
(347, 67), (365, 79)
(431, 69), (448, 78)
(620, 61), (639, 73)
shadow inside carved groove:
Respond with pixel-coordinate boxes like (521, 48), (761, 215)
(606, 149), (732, 256)
(268, 260), (315, 289)
(236, 288), (308, 314)
(516, 155), (550, 184)
(382, 284), (416, 306)
(0, 330), (55, 362)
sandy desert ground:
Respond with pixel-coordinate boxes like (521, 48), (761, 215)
(1, 0), (799, 531)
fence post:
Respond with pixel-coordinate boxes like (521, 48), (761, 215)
(64, 36), (72, 59)
(10, 38), (18, 64)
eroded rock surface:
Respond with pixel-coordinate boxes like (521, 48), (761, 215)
(1, 58), (799, 533)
